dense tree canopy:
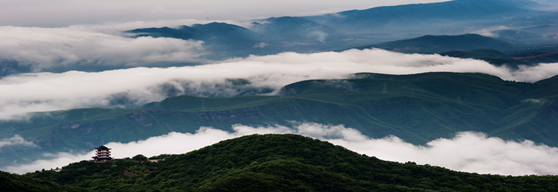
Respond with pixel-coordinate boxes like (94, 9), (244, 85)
(25, 134), (558, 191)
(0, 170), (89, 192)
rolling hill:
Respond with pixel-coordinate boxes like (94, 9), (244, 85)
(358, 34), (518, 53)
(23, 134), (558, 191)
(2, 72), (558, 168)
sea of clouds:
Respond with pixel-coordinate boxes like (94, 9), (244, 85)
(2, 21), (558, 121)
(1, 47), (558, 121)
(2, 12), (558, 177)
(0, 26), (206, 71)
(3, 123), (558, 176)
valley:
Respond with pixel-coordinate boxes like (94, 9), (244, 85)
(1, 1), (558, 190)
(2, 72), (558, 168)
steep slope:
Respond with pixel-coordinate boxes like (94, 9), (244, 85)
(25, 134), (558, 191)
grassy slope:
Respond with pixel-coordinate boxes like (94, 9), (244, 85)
(1, 72), (558, 167)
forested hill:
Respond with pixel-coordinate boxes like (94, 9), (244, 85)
(25, 134), (558, 191)
(0, 170), (89, 192)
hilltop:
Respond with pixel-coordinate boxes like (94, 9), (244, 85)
(24, 134), (558, 191)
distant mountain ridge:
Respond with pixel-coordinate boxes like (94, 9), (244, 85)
(123, 0), (556, 60)
(128, 22), (262, 59)
(2, 0), (554, 76)
(304, 0), (534, 32)
(130, 22), (260, 47)
(358, 34), (518, 53)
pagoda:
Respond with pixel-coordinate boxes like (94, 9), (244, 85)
(92, 145), (113, 163)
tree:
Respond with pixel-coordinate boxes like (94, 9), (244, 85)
(132, 154), (148, 162)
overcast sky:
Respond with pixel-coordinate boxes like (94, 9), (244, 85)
(1, 0), (449, 27)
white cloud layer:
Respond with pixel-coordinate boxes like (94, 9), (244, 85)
(1, 49), (558, 121)
(0, 26), (205, 71)
(4, 123), (558, 176)
(0, 135), (37, 149)
(0, 0), (449, 27)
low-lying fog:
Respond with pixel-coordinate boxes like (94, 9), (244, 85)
(3, 123), (558, 176)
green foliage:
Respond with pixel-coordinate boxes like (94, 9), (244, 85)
(25, 134), (558, 192)
(0, 170), (90, 192)
(132, 154), (148, 162)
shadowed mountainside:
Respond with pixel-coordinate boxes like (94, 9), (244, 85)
(125, 0), (556, 59)
(357, 34), (519, 53)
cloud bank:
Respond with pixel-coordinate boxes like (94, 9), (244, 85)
(0, 26), (205, 71)
(0, 135), (37, 149)
(1, 48), (558, 120)
(4, 123), (558, 176)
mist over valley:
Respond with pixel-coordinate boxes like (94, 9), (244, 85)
(2, 0), (558, 191)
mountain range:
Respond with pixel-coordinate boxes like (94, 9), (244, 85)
(2, 72), (558, 168)
(1, 0), (558, 179)
(125, 0), (557, 59)
(0, 0), (557, 76)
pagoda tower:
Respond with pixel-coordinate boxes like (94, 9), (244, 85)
(92, 145), (113, 163)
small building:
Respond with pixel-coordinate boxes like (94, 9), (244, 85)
(147, 154), (179, 163)
(51, 167), (62, 172)
(147, 158), (164, 163)
(92, 145), (113, 163)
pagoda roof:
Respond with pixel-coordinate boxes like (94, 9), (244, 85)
(95, 145), (110, 150)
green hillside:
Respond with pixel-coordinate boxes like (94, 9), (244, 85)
(1, 170), (89, 192)
(25, 134), (558, 191)
(1, 72), (558, 168)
